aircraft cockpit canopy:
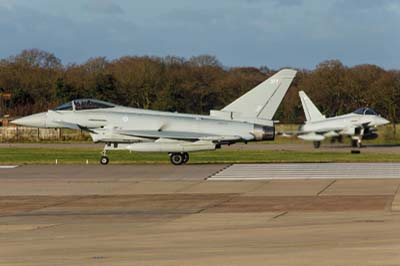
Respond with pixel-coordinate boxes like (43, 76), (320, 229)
(353, 107), (377, 116)
(54, 101), (73, 111)
(53, 99), (116, 111)
(74, 99), (115, 110)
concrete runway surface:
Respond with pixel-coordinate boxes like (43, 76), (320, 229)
(1, 164), (400, 265)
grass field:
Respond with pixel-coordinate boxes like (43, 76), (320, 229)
(1, 147), (400, 165)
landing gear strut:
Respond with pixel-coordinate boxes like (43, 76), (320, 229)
(313, 141), (321, 149)
(100, 147), (109, 165)
(169, 152), (189, 165)
(351, 139), (362, 148)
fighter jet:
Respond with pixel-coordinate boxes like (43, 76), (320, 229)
(12, 69), (297, 165)
(291, 91), (389, 148)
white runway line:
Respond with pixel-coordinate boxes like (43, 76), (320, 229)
(0, 165), (19, 169)
(208, 163), (400, 180)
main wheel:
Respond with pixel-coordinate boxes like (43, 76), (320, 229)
(313, 141), (321, 149)
(100, 156), (109, 165)
(351, 139), (362, 148)
(170, 153), (184, 165)
(182, 152), (189, 164)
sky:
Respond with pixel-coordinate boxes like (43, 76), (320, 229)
(0, 0), (399, 69)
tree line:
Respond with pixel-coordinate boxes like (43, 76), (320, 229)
(1, 49), (399, 127)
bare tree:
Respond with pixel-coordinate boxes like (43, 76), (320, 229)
(188, 55), (221, 67)
(8, 49), (62, 69)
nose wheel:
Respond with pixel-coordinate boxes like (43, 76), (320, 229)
(169, 152), (189, 165)
(100, 156), (109, 165)
(100, 147), (110, 165)
(313, 141), (321, 149)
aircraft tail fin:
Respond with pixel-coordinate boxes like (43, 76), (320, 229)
(221, 69), (297, 120)
(299, 91), (325, 122)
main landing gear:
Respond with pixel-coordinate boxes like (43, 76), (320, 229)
(99, 148), (190, 166)
(169, 152), (189, 165)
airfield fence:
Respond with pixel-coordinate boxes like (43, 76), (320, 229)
(0, 126), (91, 142)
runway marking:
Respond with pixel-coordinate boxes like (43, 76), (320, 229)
(0, 165), (19, 169)
(208, 163), (400, 180)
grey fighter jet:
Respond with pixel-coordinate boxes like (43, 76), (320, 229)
(12, 69), (297, 165)
(290, 91), (390, 148)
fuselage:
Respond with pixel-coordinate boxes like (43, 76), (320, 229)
(301, 113), (389, 135)
(15, 105), (275, 143)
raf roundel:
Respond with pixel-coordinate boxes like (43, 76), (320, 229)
(122, 116), (129, 122)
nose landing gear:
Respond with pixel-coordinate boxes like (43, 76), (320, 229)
(313, 141), (321, 149)
(100, 147), (109, 165)
(351, 138), (362, 148)
(100, 156), (109, 165)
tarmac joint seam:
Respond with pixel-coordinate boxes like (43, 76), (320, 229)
(194, 194), (239, 214)
(272, 211), (288, 220)
(317, 180), (337, 196)
(8, 195), (89, 218)
(174, 181), (204, 193)
(390, 183), (400, 211)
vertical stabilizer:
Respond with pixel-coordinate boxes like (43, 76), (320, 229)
(299, 91), (325, 122)
(222, 69), (297, 120)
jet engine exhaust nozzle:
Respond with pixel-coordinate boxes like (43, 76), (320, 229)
(253, 124), (275, 141)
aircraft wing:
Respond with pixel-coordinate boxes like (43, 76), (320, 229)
(117, 130), (242, 142)
(277, 127), (344, 141)
(277, 130), (326, 140)
(278, 125), (346, 136)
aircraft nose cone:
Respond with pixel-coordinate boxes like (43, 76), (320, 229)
(12, 112), (47, 128)
(377, 117), (390, 126)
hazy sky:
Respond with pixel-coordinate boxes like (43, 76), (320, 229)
(0, 0), (399, 69)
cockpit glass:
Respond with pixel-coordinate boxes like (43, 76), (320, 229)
(54, 99), (116, 111)
(365, 109), (377, 115)
(54, 101), (73, 111)
(353, 107), (377, 115)
(74, 99), (115, 111)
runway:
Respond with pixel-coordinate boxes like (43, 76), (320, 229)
(2, 164), (400, 265)
(209, 163), (400, 180)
